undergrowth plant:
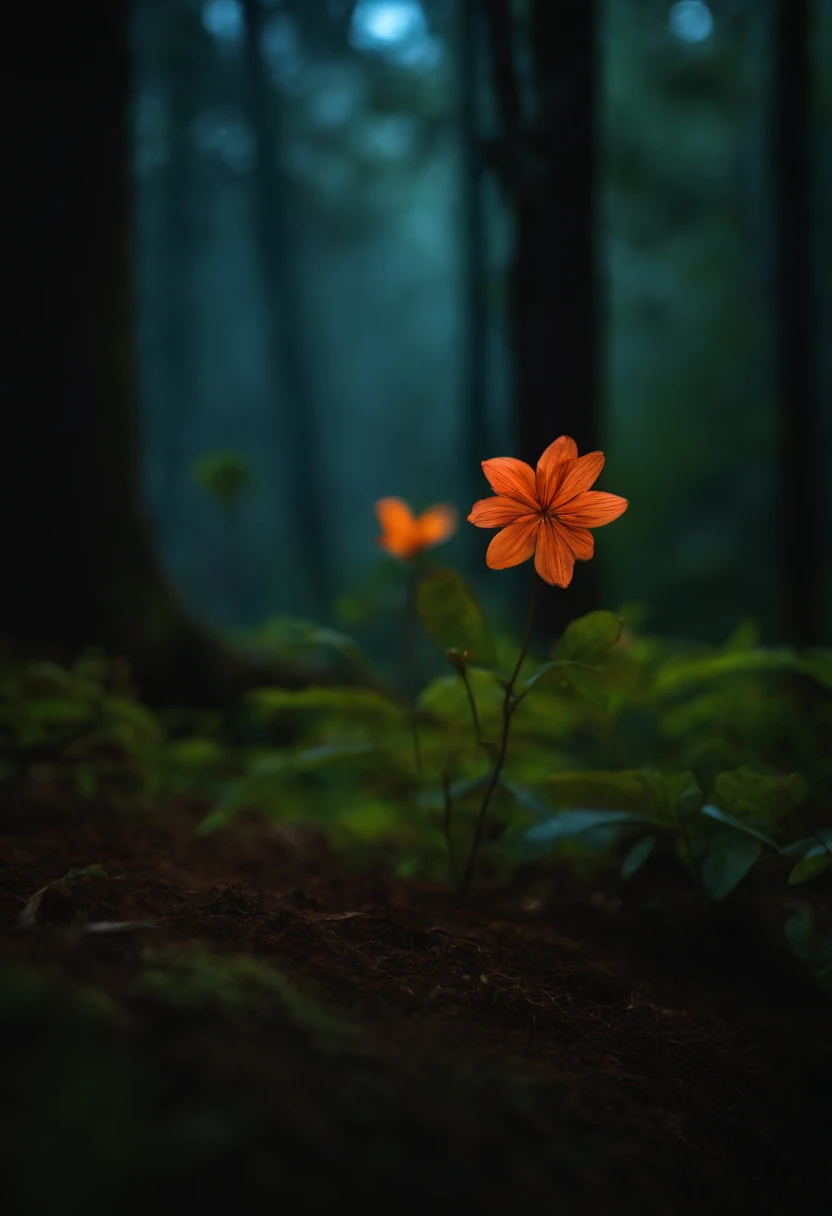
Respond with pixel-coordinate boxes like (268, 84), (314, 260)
(2, 437), (831, 988)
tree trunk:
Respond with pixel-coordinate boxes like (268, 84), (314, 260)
(774, 0), (819, 645)
(0, 1), (319, 705)
(155, 8), (202, 526)
(240, 0), (331, 617)
(459, 0), (491, 502)
(482, 0), (600, 634)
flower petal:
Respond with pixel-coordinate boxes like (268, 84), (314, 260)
(485, 515), (540, 569)
(556, 491), (629, 528)
(480, 458), (539, 508)
(375, 497), (417, 558)
(375, 496), (414, 530)
(554, 519), (594, 561)
(551, 452), (605, 507)
(415, 504), (458, 550)
(536, 436), (578, 508)
(534, 519), (575, 587)
(468, 495), (533, 529)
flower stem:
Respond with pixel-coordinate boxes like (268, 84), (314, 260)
(441, 767), (458, 881)
(402, 562), (422, 774)
(458, 566), (537, 898)
(460, 669), (494, 762)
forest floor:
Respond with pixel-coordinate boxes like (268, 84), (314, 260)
(1, 789), (830, 1216)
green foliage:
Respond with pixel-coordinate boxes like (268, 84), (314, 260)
(783, 828), (832, 885)
(134, 947), (358, 1047)
(544, 769), (700, 826)
(0, 654), (162, 801)
(5, 600), (831, 986)
(620, 834), (657, 880)
(418, 669), (505, 731)
(188, 608), (832, 953)
(788, 851), (832, 886)
(193, 610), (832, 900)
(527, 610), (624, 708)
(0, 653), (236, 805)
(783, 908), (832, 991)
(700, 832), (762, 902)
(708, 768), (808, 824)
(527, 808), (660, 846)
(248, 686), (402, 720)
(192, 450), (252, 511)
(416, 568), (496, 665)
(248, 617), (373, 673)
(554, 611), (624, 664)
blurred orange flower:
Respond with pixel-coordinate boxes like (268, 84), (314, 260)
(375, 497), (458, 561)
(467, 436), (628, 587)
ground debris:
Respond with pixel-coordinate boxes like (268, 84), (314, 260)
(1, 798), (830, 1215)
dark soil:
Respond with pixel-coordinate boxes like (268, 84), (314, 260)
(1, 787), (830, 1216)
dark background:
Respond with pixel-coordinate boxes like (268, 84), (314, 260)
(4, 0), (830, 698)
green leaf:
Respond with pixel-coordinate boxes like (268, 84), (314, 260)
(102, 697), (160, 739)
(561, 666), (610, 709)
(653, 647), (832, 697)
(416, 568), (496, 665)
(782, 827), (832, 858)
(526, 808), (658, 846)
(166, 737), (227, 769)
(544, 769), (699, 826)
(523, 660), (609, 708)
(783, 907), (832, 990)
(24, 698), (92, 726)
(523, 659), (598, 692)
(247, 686), (400, 719)
(415, 775), (491, 815)
(449, 776), (492, 801)
(196, 743), (382, 836)
(249, 743), (380, 779)
(65, 866), (108, 882)
(700, 804), (782, 853)
(501, 781), (553, 820)
(193, 450), (252, 510)
(23, 662), (74, 688)
(788, 851), (832, 885)
(701, 833), (761, 901)
(621, 835), (657, 880)
(261, 618), (373, 672)
(710, 768), (808, 825)
(418, 670), (504, 728)
(75, 763), (98, 800)
(554, 611), (623, 664)
(722, 619), (761, 653)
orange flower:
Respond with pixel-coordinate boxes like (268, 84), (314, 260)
(375, 497), (457, 560)
(467, 436), (628, 587)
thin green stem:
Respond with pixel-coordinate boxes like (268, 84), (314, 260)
(402, 562), (422, 775)
(460, 669), (495, 762)
(458, 566), (537, 898)
(227, 503), (245, 623)
(441, 768), (459, 882)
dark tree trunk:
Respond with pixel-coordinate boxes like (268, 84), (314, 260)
(0, 1), (318, 705)
(482, 0), (600, 634)
(774, 0), (819, 645)
(459, 0), (490, 501)
(155, 7), (202, 525)
(240, 0), (331, 617)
